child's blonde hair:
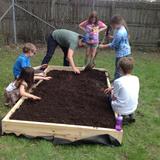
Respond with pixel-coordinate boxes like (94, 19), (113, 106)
(118, 57), (134, 74)
(23, 43), (37, 54)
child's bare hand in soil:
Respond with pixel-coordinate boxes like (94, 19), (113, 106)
(43, 76), (52, 80)
(31, 95), (41, 100)
(104, 87), (113, 94)
(73, 67), (80, 74)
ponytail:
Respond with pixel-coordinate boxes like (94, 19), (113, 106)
(122, 19), (128, 32)
(110, 15), (128, 32)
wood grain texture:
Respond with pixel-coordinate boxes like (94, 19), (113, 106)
(2, 65), (123, 144)
(0, 0), (159, 47)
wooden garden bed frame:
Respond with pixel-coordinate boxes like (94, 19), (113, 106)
(1, 66), (123, 144)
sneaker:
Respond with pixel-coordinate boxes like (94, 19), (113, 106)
(4, 102), (9, 106)
(122, 114), (136, 125)
(129, 114), (136, 123)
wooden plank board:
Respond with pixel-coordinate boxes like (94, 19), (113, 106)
(2, 65), (123, 144)
(2, 119), (123, 143)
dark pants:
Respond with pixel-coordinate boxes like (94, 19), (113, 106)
(114, 55), (131, 80)
(41, 34), (69, 66)
(106, 93), (112, 108)
(114, 57), (122, 80)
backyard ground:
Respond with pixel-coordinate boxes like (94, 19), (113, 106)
(0, 46), (160, 160)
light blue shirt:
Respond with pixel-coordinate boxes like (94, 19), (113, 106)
(108, 26), (131, 58)
(13, 53), (31, 78)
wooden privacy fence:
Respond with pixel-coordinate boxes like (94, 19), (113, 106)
(0, 0), (160, 48)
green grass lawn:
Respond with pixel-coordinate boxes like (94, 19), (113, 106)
(0, 47), (160, 160)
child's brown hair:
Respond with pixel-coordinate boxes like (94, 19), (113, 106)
(118, 57), (134, 74)
(23, 43), (37, 54)
(17, 67), (34, 89)
(88, 11), (98, 25)
(110, 15), (128, 31)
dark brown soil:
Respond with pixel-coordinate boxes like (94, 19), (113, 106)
(11, 70), (116, 128)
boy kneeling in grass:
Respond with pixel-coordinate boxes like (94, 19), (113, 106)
(13, 43), (45, 79)
(105, 57), (140, 124)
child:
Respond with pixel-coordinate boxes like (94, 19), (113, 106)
(13, 43), (44, 79)
(79, 11), (107, 68)
(5, 67), (52, 107)
(105, 57), (139, 124)
(99, 15), (131, 80)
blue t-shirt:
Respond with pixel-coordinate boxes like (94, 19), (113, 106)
(108, 26), (131, 58)
(13, 53), (31, 78)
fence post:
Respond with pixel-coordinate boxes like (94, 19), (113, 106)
(12, 0), (17, 44)
(109, 1), (116, 19)
(92, 0), (95, 11)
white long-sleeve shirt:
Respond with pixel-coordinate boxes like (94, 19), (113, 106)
(111, 75), (140, 115)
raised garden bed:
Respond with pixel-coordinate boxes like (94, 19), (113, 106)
(2, 66), (123, 145)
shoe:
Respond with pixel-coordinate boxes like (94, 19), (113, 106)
(90, 62), (96, 68)
(84, 64), (92, 71)
(4, 102), (9, 106)
(122, 114), (136, 125)
(129, 114), (136, 123)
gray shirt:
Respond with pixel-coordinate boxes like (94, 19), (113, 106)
(52, 29), (80, 50)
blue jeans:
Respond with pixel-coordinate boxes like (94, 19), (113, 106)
(114, 55), (131, 80)
(41, 34), (69, 66)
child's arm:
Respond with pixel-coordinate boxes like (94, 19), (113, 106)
(19, 85), (41, 100)
(111, 93), (117, 101)
(99, 26), (107, 33)
(79, 20), (87, 32)
(98, 21), (107, 33)
(104, 87), (113, 94)
(99, 44), (110, 49)
(108, 35), (121, 49)
(99, 33), (121, 49)
(34, 75), (52, 81)
(104, 87), (117, 100)
(111, 81), (122, 101)
(99, 30), (121, 49)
